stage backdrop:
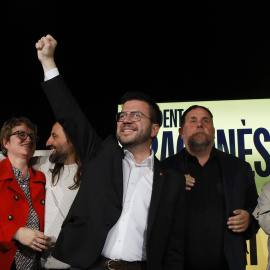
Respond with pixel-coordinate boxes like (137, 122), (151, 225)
(118, 98), (270, 269)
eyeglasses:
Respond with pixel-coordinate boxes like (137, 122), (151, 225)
(9, 131), (39, 142)
(116, 111), (152, 122)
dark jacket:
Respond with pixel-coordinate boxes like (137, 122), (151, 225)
(42, 75), (186, 270)
(161, 147), (259, 270)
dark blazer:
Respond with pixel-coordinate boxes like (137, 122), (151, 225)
(161, 147), (259, 270)
(41, 75), (186, 270)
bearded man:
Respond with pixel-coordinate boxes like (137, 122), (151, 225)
(162, 105), (259, 270)
(33, 122), (82, 270)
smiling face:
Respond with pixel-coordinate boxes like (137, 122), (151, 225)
(46, 122), (75, 164)
(3, 123), (36, 161)
(179, 107), (215, 153)
(116, 100), (159, 150)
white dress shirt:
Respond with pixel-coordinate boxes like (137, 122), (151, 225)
(101, 149), (154, 261)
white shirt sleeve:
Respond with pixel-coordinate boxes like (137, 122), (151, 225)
(44, 68), (60, 81)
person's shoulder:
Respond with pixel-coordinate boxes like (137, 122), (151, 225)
(0, 157), (11, 172)
(101, 135), (124, 154)
(156, 157), (185, 180)
(214, 148), (252, 173)
(262, 181), (270, 190)
(31, 155), (53, 172)
(160, 149), (185, 169)
(215, 148), (247, 163)
(166, 150), (184, 161)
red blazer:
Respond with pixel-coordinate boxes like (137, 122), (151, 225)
(0, 158), (46, 270)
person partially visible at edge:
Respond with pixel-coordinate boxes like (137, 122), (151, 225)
(35, 34), (186, 270)
(253, 182), (270, 270)
(0, 117), (51, 270)
(161, 105), (259, 270)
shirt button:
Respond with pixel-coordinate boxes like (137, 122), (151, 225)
(40, 199), (45, 205)
(14, 195), (19, 200)
(8, 215), (13, 220)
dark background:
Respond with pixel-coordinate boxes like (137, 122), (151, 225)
(2, 1), (270, 149)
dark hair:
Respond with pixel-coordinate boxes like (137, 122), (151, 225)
(181, 105), (213, 127)
(0, 117), (38, 157)
(121, 91), (162, 127)
(50, 125), (82, 190)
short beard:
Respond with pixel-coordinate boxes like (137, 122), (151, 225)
(117, 126), (152, 150)
(49, 148), (69, 164)
(188, 134), (213, 153)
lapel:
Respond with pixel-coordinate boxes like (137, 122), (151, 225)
(215, 149), (234, 217)
(29, 167), (46, 231)
(147, 157), (166, 239)
(29, 167), (46, 200)
(0, 158), (27, 201)
(176, 149), (188, 174)
(114, 147), (125, 204)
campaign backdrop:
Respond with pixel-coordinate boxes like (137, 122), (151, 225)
(119, 98), (270, 269)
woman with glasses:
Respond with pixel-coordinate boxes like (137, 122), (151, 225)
(0, 117), (51, 270)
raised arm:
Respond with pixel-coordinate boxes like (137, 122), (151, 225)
(35, 35), (103, 163)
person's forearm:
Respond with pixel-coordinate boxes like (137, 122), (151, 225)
(41, 58), (57, 73)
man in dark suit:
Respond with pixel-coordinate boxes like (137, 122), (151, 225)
(35, 34), (185, 270)
(161, 105), (259, 270)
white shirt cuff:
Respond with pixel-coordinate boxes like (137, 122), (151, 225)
(44, 68), (59, 81)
